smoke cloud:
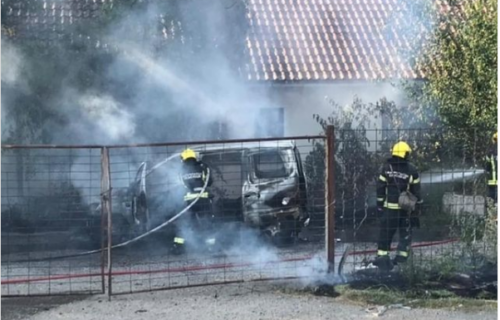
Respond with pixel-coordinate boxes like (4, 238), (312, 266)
(1, 0), (333, 286)
(1, 0), (274, 145)
(75, 92), (137, 142)
(1, 42), (23, 86)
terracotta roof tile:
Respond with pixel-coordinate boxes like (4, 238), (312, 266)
(248, 0), (423, 81)
(3, 0), (424, 81)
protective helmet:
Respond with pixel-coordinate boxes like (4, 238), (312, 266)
(392, 141), (412, 159)
(493, 132), (497, 143)
(180, 148), (196, 161)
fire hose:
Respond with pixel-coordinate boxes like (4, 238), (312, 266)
(2, 239), (458, 285)
(7, 158), (211, 263)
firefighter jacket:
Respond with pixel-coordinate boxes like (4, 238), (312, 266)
(181, 159), (213, 201)
(485, 147), (497, 186)
(376, 157), (422, 210)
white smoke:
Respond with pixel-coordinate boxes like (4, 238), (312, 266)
(1, 41), (27, 140)
(1, 1), (330, 286)
(78, 93), (136, 141)
(296, 254), (340, 286)
(1, 43), (23, 86)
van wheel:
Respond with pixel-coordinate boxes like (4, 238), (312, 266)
(263, 221), (296, 247)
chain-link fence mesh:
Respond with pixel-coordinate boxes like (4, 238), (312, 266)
(2, 128), (496, 296)
(1, 147), (105, 296)
(106, 137), (327, 294)
(335, 128), (497, 282)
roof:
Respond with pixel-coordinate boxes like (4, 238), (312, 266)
(2, 0), (424, 82)
(246, 0), (422, 81)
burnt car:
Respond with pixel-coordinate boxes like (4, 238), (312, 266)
(104, 140), (310, 245)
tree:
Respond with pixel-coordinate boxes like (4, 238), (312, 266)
(394, 0), (497, 150)
(305, 98), (382, 232)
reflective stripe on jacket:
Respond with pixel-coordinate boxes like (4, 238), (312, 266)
(486, 154), (497, 186)
(376, 157), (422, 210)
(181, 159), (213, 196)
(184, 192), (209, 201)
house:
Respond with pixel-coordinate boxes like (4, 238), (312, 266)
(245, 0), (423, 138)
(2, 0), (422, 141)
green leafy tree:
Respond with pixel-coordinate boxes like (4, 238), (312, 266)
(305, 98), (381, 230)
(392, 0), (497, 151)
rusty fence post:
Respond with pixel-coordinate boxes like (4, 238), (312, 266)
(100, 147), (106, 294)
(100, 147), (113, 299)
(325, 125), (335, 272)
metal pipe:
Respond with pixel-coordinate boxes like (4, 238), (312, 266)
(110, 276), (301, 296)
(100, 147), (107, 295)
(101, 147), (113, 300)
(1, 135), (325, 150)
(325, 125), (335, 272)
(2, 239), (459, 287)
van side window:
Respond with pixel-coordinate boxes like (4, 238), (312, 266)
(253, 151), (288, 179)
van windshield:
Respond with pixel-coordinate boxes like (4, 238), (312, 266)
(253, 151), (290, 179)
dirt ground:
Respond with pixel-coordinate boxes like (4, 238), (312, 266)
(2, 281), (497, 320)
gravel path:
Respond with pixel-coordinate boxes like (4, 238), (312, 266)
(2, 282), (496, 320)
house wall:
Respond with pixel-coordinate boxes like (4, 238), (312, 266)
(249, 81), (408, 149)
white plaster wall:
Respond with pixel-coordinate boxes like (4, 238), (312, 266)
(249, 81), (408, 149)
(279, 82), (406, 135)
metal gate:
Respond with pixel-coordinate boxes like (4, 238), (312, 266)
(4, 127), (493, 298)
(105, 134), (331, 295)
(1, 130), (335, 297)
(1, 146), (106, 296)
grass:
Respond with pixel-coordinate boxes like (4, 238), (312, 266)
(335, 284), (497, 312)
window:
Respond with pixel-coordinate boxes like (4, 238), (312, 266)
(253, 151), (289, 179)
(256, 108), (284, 138)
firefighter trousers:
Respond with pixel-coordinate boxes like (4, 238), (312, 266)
(377, 208), (412, 260)
(172, 197), (215, 247)
(488, 185), (497, 204)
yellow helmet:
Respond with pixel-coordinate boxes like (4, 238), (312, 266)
(392, 141), (412, 159)
(180, 148), (196, 161)
(493, 132), (497, 142)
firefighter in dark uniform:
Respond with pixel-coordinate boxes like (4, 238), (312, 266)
(374, 141), (423, 271)
(485, 132), (497, 204)
(172, 148), (214, 253)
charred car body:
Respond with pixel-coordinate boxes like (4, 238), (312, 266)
(104, 141), (310, 245)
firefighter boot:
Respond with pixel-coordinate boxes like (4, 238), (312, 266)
(373, 255), (394, 271)
(393, 254), (408, 266)
(170, 237), (186, 256)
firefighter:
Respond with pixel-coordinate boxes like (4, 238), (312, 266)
(374, 141), (423, 271)
(171, 148), (214, 253)
(485, 132), (497, 204)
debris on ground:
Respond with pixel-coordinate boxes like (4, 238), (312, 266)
(365, 304), (412, 317)
(348, 262), (497, 300)
(310, 284), (339, 297)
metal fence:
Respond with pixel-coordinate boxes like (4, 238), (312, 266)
(105, 136), (329, 295)
(334, 128), (497, 280)
(1, 134), (332, 296)
(1, 147), (106, 296)
(2, 127), (496, 297)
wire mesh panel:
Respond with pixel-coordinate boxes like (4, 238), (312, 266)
(336, 128), (497, 280)
(1, 147), (105, 296)
(107, 137), (327, 294)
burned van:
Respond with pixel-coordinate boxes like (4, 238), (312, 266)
(108, 140), (310, 245)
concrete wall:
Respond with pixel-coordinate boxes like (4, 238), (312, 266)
(442, 192), (486, 216)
